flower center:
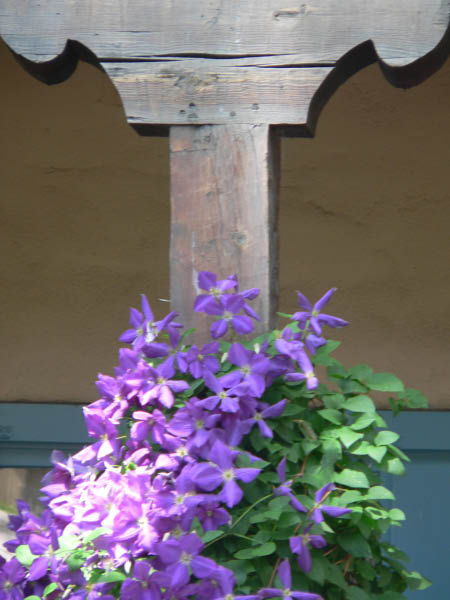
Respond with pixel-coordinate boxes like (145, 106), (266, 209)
(180, 551), (192, 565)
(176, 446), (188, 457)
(283, 589), (292, 597)
(195, 419), (204, 429)
(157, 377), (166, 385)
(210, 287), (222, 299)
(174, 494), (185, 505)
(219, 391), (228, 399)
(254, 412), (262, 421)
(305, 371), (315, 380)
(225, 595), (234, 600)
(241, 365), (251, 375)
(198, 353), (204, 360)
(222, 468), (235, 481)
(224, 311), (233, 321)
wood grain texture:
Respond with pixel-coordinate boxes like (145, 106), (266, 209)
(1, 0), (449, 66)
(103, 62), (332, 128)
(1, 1), (449, 131)
(169, 124), (280, 341)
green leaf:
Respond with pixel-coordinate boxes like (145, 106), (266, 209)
(234, 542), (276, 559)
(283, 404), (305, 417)
(405, 570), (432, 590)
(43, 583), (59, 598)
(386, 457), (405, 476)
(338, 427), (364, 449)
(399, 388), (428, 409)
(322, 393), (346, 410)
(25, 597), (42, 600)
(325, 562), (348, 589)
(374, 431), (400, 446)
(321, 439), (342, 471)
(97, 571), (127, 583)
(346, 586), (370, 600)
(348, 364), (374, 381)
(335, 468), (370, 488)
(344, 395), (375, 413)
(16, 545), (38, 567)
(306, 555), (326, 585)
(202, 530), (223, 543)
(84, 527), (112, 544)
(378, 593), (405, 600)
(355, 559), (376, 580)
(339, 530), (371, 558)
(58, 534), (80, 552)
(350, 414), (376, 431)
(389, 508), (406, 521)
(366, 486), (395, 501)
(367, 445), (387, 463)
(316, 340), (341, 355)
(318, 409), (345, 425)
(340, 490), (363, 504)
(365, 373), (404, 393)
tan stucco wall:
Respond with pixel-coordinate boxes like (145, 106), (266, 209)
(1, 40), (449, 408)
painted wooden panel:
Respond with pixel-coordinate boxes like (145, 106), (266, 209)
(381, 411), (450, 599)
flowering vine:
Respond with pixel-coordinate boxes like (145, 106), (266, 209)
(0, 272), (430, 600)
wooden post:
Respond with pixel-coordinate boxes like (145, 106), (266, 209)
(169, 124), (280, 341)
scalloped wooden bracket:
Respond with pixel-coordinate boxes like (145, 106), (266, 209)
(1, 0), (449, 334)
(2, 0), (450, 135)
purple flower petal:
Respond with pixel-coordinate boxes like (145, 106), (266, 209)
(315, 483), (335, 503)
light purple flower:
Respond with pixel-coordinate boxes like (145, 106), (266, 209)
(312, 483), (352, 524)
(0, 558), (26, 600)
(292, 289), (349, 336)
(242, 399), (287, 438)
(290, 526), (327, 572)
(191, 440), (261, 507)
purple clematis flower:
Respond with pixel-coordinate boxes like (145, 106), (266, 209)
(242, 399), (287, 438)
(193, 271), (238, 314)
(191, 440), (261, 507)
(156, 533), (216, 588)
(200, 371), (249, 413)
(227, 343), (271, 397)
(290, 526), (327, 572)
(274, 458), (307, 513)
(284, 352), (319, 391)
(198, 293), (256, 339)
(184, 342), (220, 378)
(312, 483), (352, 524)
(212, 566), (260, 600)
(0, 558), (26, 600)
(292, 288), (349, 336)
(120, 561), (161, 600)
(195, 501), (231, 531)
(260, 559), (322, 600)
(141, 357), (189, 409)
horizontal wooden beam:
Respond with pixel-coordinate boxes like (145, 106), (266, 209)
(103, 62), (332, 128)
(1, 0), (448, 67)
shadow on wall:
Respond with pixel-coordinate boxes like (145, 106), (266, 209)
(0, 39), (449, 408)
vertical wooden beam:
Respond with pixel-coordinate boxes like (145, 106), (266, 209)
(169, 124), (280, 342)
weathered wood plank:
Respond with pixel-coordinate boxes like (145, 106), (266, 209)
(1, 0), (448, 68)
(169, 124), (280, 340)
(103, 62), (332, 128)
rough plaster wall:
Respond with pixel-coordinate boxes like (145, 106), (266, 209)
(0, 40), (448, 408)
